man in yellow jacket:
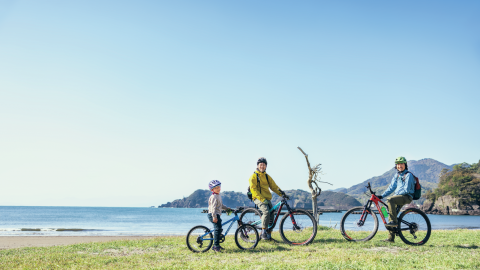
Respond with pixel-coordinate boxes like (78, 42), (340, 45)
(249, 157), (286, 240)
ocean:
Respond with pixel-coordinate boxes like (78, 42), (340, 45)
(1, 206), (479, 236)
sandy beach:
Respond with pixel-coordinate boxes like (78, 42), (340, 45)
(0, 236), (156, 250)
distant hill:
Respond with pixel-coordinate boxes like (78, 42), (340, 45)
(345, 158), (453, 204)
(159, 189), (361, 210)
(159, 190), (254, 208)
(421, 160), (480, 215)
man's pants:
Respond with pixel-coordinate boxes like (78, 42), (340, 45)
(207, 214), (222, 246)
(386, 195), (412, 240)
(254, 199), (274, 230)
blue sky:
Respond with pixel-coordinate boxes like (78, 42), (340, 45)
(1, 1), (479, 207)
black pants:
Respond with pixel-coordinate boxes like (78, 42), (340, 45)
(207, 214), (223, 246)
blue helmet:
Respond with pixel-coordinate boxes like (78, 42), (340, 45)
(209, 180), (221, 190)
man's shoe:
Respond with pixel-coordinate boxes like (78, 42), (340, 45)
(382, 239), (395, 243)
(212, 246), (222, 252)
(260, 230), (269, 240)
(385, 222), (398, 228)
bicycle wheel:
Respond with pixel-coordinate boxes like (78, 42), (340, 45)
(397, 208), (431, 246)
(239, 208), (262, 230)
(186, 225), (213, 253)
(279, 209), (317, 245)
(340, 207), (378, 242)
(235, 224), (259, 250)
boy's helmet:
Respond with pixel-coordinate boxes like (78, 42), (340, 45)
(257, 157), (267, 165)
(208, 180), (221, 190)
(395, 156), (407, 164)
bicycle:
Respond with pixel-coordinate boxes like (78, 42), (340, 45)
(186, 207), (259, 252)
(340, 182), (431, 246)
(239, 194), (317, 245)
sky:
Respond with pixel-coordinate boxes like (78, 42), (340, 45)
(1, 1), (479, 207)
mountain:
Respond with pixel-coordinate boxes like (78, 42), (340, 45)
(159, 190), (254, 208)
(345, 158), (453, 204)
(421, 160), (480, 215)
(159, 189), (361, 210)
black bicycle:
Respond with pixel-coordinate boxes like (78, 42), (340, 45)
(340, 182), (431, 246)
(239, 194), (317, 245)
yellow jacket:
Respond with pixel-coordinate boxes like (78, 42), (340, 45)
(249, 170), (282, 201)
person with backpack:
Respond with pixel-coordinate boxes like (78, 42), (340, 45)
(249, 157), (287, 240)
(377, 156), (416, 243)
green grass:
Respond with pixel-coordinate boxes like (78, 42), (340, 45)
(1, 228), (479, 269)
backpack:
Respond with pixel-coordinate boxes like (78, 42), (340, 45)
(247, 172), (269, 201)
(399, 171), (422, 200)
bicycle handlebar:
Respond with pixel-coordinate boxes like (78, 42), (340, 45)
(366, 182), (376, 196)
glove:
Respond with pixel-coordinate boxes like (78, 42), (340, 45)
(226, 208), (233, 216)
(279, 190), (289, 200)
(377, 195), (383, 199)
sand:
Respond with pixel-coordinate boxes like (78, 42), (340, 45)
(0, 236), (156, 250)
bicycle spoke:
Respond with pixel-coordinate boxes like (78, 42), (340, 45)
(279, 210), (317, 245)
(340, 207), (378, 242)
(186, 226), (213, 253)
(398, 209), (431, 245)
(239, 208), (262, 230)
(235, 224), (259, 250)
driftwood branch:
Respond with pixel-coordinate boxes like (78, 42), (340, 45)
(297, 146), (332, 223)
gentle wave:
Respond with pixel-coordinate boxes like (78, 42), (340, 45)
(0, 228), (104, 232)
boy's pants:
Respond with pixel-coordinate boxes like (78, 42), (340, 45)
(254, 199), (274, 229)
(207, 214), (222, 246)
(386, 195), (412, 240)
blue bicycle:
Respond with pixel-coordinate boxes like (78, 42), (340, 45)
(186, 208), (259, 252)
(239, 194), (317, 245)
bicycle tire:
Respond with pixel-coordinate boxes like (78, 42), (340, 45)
(397, 208), (431, 246)
(186, 225), (213, 253)
(239, 208), (262, 230)
(279, 209), (317, 245)
(235, 224), (259, 250)
(340, 206), (378, 242)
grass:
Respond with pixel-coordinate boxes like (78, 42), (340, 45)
(1, 227), (479, 269)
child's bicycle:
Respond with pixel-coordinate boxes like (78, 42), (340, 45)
(186, 207), (259, 252)
(239, 194), (317, 245)
(340, 182), (431, 246)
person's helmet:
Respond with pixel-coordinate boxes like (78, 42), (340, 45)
(257, 157), (267, 165)
(395, 156), (407, 164)
(208, 180), (221, 190)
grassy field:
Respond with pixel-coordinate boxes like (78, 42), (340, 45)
(1, 227), (479, 269)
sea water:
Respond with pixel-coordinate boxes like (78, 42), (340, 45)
(1, 206), (479, 236)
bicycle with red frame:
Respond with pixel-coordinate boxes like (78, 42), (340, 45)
(340, 182), (431, 245)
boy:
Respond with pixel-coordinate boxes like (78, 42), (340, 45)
(207, 180), (232, 252)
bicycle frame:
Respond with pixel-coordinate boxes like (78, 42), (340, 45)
(200, 214), (241, 241)
(361, 194), (389, 224)
(361, 192), (418, 233)
(250, 198), (298, 231)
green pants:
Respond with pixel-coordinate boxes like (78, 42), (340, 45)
(386, 195), (412, 240)
(254, 199), (274, 229)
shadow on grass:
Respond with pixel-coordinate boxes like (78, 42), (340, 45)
(312, 238), (347, 244)
(454, 245), (478, 249)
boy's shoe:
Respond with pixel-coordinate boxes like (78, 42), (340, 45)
(385, 221), (398, 228)
(212, 246), (222, 252)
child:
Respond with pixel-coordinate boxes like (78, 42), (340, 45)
(207, 180), (232, 252)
